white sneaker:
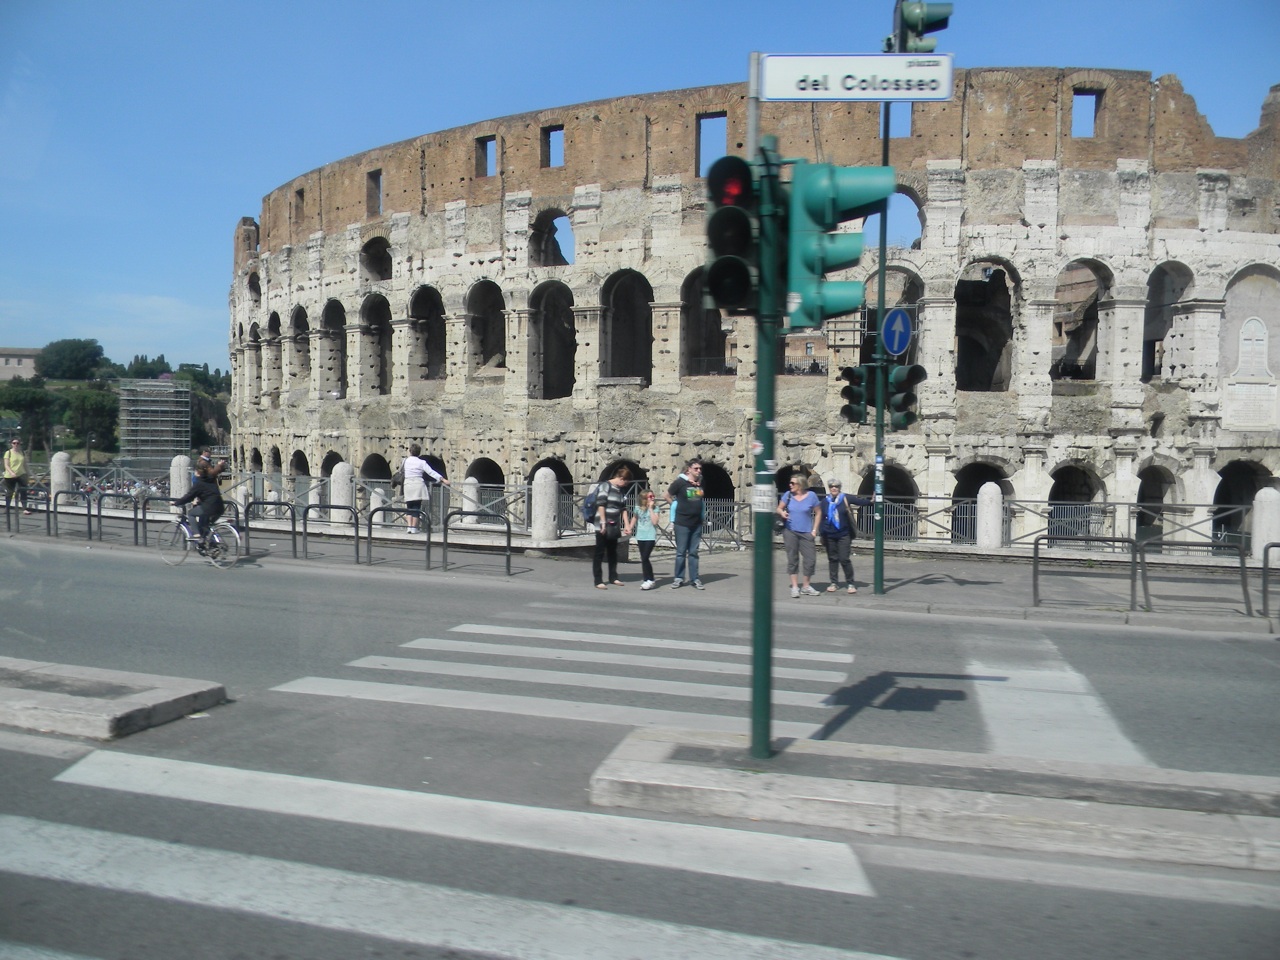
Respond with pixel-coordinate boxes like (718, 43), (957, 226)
(790, 586), (800, 599)
(671, 579), (683, 589)
(640, 580), (654, 590)
(802, 585), (821, 596)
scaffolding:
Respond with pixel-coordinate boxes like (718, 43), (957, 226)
(116, 379), (191, 475)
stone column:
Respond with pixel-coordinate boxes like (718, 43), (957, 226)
(976, 482), (1004, 550)
(916, 293), (957, 416)
(507, 307), (534, 401)
(1251, 487), (1280, 562)
(649, 301), (683, 393)
(1012, 437), (1050, 542)
(242, 341), (262, 408)
(924, 443), (951, 542)
(1168, 299), (1225, 385)
(1016, 295), (1055, 430)
(329, 461), (355, 521)
(1186, 446), (1217, 544)
(445, 313), (469, 398)
(391, 317), (415, 396)
(573, 306), (603, 395)
(1097, 290), (1147, 433)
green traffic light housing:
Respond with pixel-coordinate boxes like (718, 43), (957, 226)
(705, 156), (759, 310)
(886, 362), (928, 430)
(786, 162), (896, 329)
(896, 1), (952, 53)
(839, 365), (873, 424)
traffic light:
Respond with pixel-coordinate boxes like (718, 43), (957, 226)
(786, 162), (896, 329)
(705, 155), (758, 311)
(886, 362), (927, 430)
(896, 1), (952, 53)
(839, 365), (873, 424)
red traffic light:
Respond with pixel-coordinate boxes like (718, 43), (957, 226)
(707, 156), (755, 207)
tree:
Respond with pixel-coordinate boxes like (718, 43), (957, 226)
(126, 354), (172, 379)
(36, 339), (106, 380)
(63, 387), (119, 453)
(0, 378), (64, 453)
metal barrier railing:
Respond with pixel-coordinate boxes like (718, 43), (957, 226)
(442, 510), (512, 576)
(1032, 535), (1137, 610)
(300, 503), (360, 563)
(1138, 538), (1252, 616)
(243, 499), (299, 558)
(365, 506), (432, 569)
(50, 491), (94, 540)
(95, 493), (141, 544)
(1259, 542), (1280, 618)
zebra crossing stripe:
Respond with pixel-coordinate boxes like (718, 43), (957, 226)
(401, 637), (848, 682)
(450, 623), (854, 663)
(0, 944), (102, 960)
(272, 676), (826, 739)
(53, 753), (872, 896)
(0, 816), (896, 960)
(350, 655), (836, 708)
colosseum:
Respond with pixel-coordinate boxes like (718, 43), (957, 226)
(228, 66), (1280, 547)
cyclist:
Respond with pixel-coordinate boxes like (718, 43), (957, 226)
(174, 456), (226, 547)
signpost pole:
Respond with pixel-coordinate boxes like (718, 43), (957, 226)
(873, 97), (891, 596)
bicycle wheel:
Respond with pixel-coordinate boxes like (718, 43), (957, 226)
(157, 520), (190, 566)
(205, 522), (241, 569)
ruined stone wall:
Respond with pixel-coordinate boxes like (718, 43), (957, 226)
(230, 68), (1280, 525)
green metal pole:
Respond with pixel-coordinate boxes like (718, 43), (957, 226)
(750, 135), (782, 760)
(873, 102), (891, 596)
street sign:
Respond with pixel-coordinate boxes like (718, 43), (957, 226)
(882, 307), (913, 356)
(760, 54), (953, 102)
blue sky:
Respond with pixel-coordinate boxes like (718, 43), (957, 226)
(1, 0), (1276, 372)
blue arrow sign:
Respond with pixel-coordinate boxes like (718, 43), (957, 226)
(882, 308), (913, 357)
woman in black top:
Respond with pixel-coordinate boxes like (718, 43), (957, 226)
(174, 459), (226, 543)
(592, 466), (634, 589)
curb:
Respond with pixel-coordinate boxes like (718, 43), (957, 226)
(0, 656), (226, 740)
(589, 729), (1280, 872)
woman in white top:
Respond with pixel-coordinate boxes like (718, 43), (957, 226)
(402, 443), (450, 533)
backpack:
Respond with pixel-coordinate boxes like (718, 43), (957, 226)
(581, 482), (604, 524)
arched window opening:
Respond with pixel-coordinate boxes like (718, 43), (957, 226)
(1047, 465), (1105, 538)
(248, 272), (261, 305)
(1143, 263), (1193, 382)
(1136, 465), (1174, 546)
(859, 269), (924, 367)
(530, 209), (574, 266)
(856, 464), (919, 541)
(289, 450), (312, 506)
(467, 281), (507, 371)
(860, 191), (924, 252)
(529, 457), (575, 530)
(289, 307), (311, 387)
(530, 281), (576, 400)
(466, 457), (507, 525)
(1051, 262), (1102, 381)
(955, 263), (1015, 392)
(601, 270), (654, 383)
(360, 454), (392, 482)
(360, 294), (393, 395)
(360, 237), (392, 282)
(320, 300), (348, 399)
(681, 268), (729, 376)
(249, 448), (264, 472)
(409, 286), (447, 381)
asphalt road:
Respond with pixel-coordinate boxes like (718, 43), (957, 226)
(1, 536), (1277, 959)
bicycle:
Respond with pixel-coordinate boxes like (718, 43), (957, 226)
(157, 514), (241, 569)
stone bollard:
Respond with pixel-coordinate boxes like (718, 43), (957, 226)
(531, 467), (558, 542)
(975, 481), (1004, 551)
(370, 485), (392, 526)
(1251, 486), (1280, 562)
(50, 451), (72, 502)
(171, 456), (193, 513)
(462, 476), (482, 525)
(330, 462), (355, 523)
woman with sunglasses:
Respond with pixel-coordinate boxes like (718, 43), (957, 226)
(777, 473), (821, 598)
(633, 490), (661, 589)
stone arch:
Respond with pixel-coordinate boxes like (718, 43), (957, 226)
(268, 446), (282, 475)
(1135, 462), (1177, 543)
(466, 457), (505, 486)
(528, 457), (572, 484)
(1047, 461), (1106, 538)
(530, 208), (572, 267)
(320, 451), (344, 477)
(951, 461), (1012, 543)
(862, 188), (925, 251)
(249, 447), (263, 472)
(320, 299), (348, 398)
(360, 294), (394, 396)
(262, 312), (282, 398)
(360, 453), (392, 482)
(360, 236), (392, 282)
(601, 269), (654, 383)
(1222, 265), (1280, 380)
(529, 280), (576, 400)
(1143, 261), (1194, 382)
(856, 462), (919, 540)
(248, 272), (261, 306)
(681, 267), (728, 376)
(597, 458), (648, 487)
(289, 449), (311, 504)
(467, 280), (507, 371)
(290, 450), (310, 477)
(409, 285), (447, 381)
(289, 306), (311, 387)
(955, 259), (1019, 392)
(1050, 260), (1111, 380)
(1213, 459), (1272, 547)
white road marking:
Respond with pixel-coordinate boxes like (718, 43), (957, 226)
(451, 622), (854, 663)
(859, 843), (1280, 909)
(0, 816), (901, 959)
(403, 637), (847, 682)
(272, 676), (827, 738)
(966, 646), (1150, 765)
(351, 654), (836, 708)
(55, 752), (872, 895)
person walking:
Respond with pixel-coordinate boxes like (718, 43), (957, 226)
(778, 473), (821, 598)
(668, 458), (705, 590)
(4, 438), (31, 515)
(820, 478), (872, 594)
(593, 466), (634, 589)
(633, 490), (660, 589)
(401, 443), (450, 533)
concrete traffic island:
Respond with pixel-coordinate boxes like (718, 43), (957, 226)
(0, 656), (226, 739)
(590, 728), (1280, 872)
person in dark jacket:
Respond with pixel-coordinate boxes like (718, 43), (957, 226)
(819, 478), (871, 594)
(175, 458), (226, 544)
